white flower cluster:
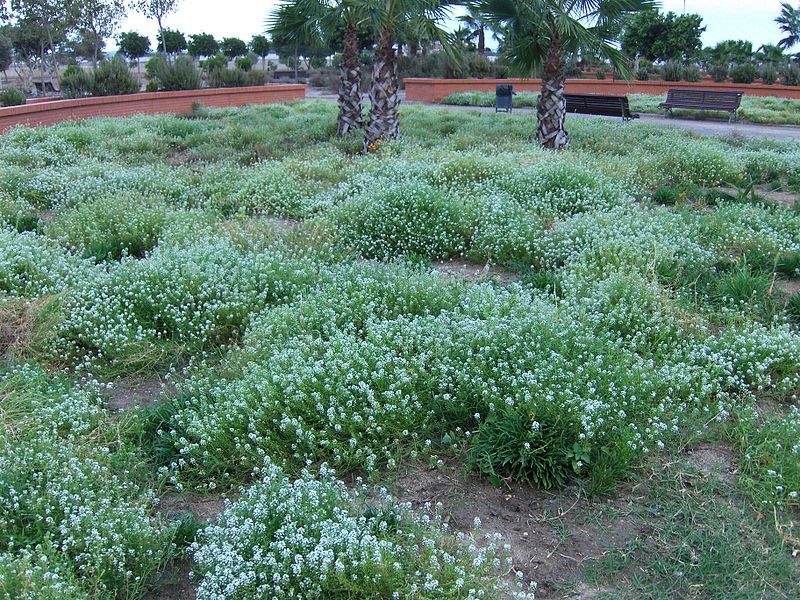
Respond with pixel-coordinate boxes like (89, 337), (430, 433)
(0, 364), (172, 597)
(192, 460), (534, 600)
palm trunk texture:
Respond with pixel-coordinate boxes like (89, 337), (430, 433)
(337, 22), (363, 137)
(536, 36), (568, 149)
(364, 30), (399, 151)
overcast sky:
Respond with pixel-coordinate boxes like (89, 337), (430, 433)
(112, 0), (792, 52)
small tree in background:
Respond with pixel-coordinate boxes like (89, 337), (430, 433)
(156, 28), (186, 56)
(188, 32), (218, 59)
(0, 33), (12, 82)
(73, 0), (126, 67)
(221, 37), (247, 60)
(117, 31), (150, 73)
(250, 34), (271, 72)
(133, 0), (180, 60)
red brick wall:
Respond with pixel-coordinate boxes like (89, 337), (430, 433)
(403, 78), (800, 103)
(0, 85), (306, 131)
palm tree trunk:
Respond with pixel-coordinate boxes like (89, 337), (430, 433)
(364, 30), (399, 151)
(536, 35), (568, 150)
(337, 22), (363, 137)
(478, 27), (485, 55)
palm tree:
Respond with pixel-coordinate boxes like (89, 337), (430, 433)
(270, 0), (368, 136)
(756, 43), (785, 66)
(478, 0), (653, 149)
(459, 2), (490, 54)
(777, 2), (800, 50)
(359, 0), (455, 150)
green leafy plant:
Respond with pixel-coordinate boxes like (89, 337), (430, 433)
(0, 87), (25, 106)
(59, 65), (93, 99)
(91, 56), (139, 96)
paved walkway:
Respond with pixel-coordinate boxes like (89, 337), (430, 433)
(304, 89), (800, 142)
(413, 102), (800, 141)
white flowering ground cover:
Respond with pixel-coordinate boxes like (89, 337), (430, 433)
(1, 101), (799, 598)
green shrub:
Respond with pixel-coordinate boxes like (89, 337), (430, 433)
(145, 79), (159, 92)
(0, 87), (25, 106)
(144, 55), (165, 79)
(663, 60), (684, 82)
(730, 62), (757, 84)
(203, 53), (228, 73)
(683, 63), (702, 82)
(234, 56), (252, 71)
(152, 55), (200, 91)
(787, 292), (800, 323)
(780, 62), (800, 86)
(91, 56), (139, 96)
(595, 66), (607, 80)
(714, 265), (772, 304)
(761, 63), (778, 85)
(635, 67), (650, 81)
(470, 407), (581, 489)
(59, 65), (93, 99)
(652, 186), (682, 205)
(208, 66), (249, 88)
(776, 250), (800, 276)
(710, 63), (728, 82)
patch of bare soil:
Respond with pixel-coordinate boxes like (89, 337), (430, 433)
(755, 185), (798, 208)
(143, 494), (229, 600)
(432, 258), (521, 286)
(390, 462), (646, 598)
(777, 279), (800, 296)
(105, 375), (176, 410)
(158, 492), (228, 524)
(142, 559), (196, 600)
(684, 443), (737, 486)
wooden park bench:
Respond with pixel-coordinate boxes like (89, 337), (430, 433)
(564, 93), (639, 121)
(33, 81), (59, 94)
(659, 88), (744, 123)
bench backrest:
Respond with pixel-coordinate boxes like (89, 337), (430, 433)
(665, 88), (743, 110)
(564, 94), (630, 117)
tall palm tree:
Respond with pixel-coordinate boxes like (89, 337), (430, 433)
(358, 0), (455, 150)
(478, 0), (653, 150)
(459, 2), (490, 54)
(777, 2), (800, 50)
(286, 0), (370, 136)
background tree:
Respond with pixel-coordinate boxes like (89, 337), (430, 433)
(0, 31), (12, 82)
(133, 0), (180, 59)
(188, 32), (217, 59)
(73, 0), (125, 67)
(481, 0), (653, 150)
(249, 34), (271, 72)
(621, 8), (704, 64)
(777, 2), (800, 50)
(66, 30), (103, 64)
(458, 2), (489, 54)
(117, 30), (150, 72)
(709, 40), (753, 67)
(270, 2), (326, 81)
(221, 37), (247, 59)
(5, 1), (74, 89)
(156, 28), (186, 56)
